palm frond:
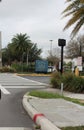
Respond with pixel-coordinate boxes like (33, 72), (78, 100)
(62, 0), (84, 37)
(71, 17), (84, 37)
(63, 11), (82, 30)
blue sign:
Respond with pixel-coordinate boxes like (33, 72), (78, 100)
(35, 60), (48, 73)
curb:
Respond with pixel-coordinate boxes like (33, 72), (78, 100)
(22, 95), (61, 130)
(16, 73), (51, 77)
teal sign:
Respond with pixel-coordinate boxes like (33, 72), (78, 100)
(35, 60), (48, 73)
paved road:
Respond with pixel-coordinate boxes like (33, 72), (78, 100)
(21, 76), (50, 85)
(0, 73), (46, 130)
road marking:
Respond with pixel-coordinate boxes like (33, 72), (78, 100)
(0, 128), (31, 130)
(16, 75), (49, 86)
(0, 84), (10, 94)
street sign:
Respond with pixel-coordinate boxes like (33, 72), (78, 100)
(77, 57), (82, 66)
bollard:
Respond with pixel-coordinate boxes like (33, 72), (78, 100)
(75, 67), (79, 76)
(61, 83), (63, 96)
(0, 89), (1, 99)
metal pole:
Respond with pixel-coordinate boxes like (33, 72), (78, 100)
(80, 43), (81, 56)
(61, 83), (63, 96)
(61, 46), (63, 74)
(0, 89), (1, 99)
(50, 40), (53, 55)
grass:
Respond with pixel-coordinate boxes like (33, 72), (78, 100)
(61, 126), (84, 130)
(28, 90), (84, 106)
(28, 90), (63, 98)
(28, 91), (84, 130)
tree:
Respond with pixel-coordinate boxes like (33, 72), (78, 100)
(10, 33), (32, 61)
(65, 35), (84, 58)
(29, 43), (42, 62)
(62, 0), (84, 37)
(47, 47), (60, 69)
(2, 33), (42, 65)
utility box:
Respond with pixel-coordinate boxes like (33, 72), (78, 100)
(35, 60), (48, 73)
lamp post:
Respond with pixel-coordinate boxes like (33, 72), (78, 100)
(58, 39), (66, 74)
(49, 40), (53, 55)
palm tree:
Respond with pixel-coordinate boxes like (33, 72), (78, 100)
(62, 0), (84, 38)
(11, 33), (31, 61)
(3, 33), (42, 64)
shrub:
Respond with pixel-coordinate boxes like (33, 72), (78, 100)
(0, 66), (16, 73)
(50, 72), (62, 88)
(51, 72), (84, 93)
(11, 63), (35, 72)
(62, 72), (75, 91)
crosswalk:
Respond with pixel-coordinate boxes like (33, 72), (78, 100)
(0, 73), (34, 129)
(0, 128), (32, 130)
(0, 73), (46, 86)
(0, 73), (46, 94)
(0, 84), (10, 94)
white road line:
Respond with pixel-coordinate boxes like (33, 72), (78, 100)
(0, 84), (10, 94)
(16, 75), (49, 86)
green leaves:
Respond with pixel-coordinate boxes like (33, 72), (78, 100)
(2, 33), (42, 65)
(51, 72), (84, 93)
(62, 0), (84, 37)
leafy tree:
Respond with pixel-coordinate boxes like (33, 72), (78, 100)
(65, 35), (84, 58)
(62, 0), (84, 37)
(47, 47), (60, 69)
(29, 43), (42, 62)
(2, 48), (9, 65)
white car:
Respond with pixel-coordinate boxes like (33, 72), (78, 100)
(47, 66), (56, 73)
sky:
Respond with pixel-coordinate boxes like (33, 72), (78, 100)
(0, 0), (78, 57)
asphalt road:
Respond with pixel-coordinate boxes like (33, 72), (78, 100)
(21, 76), (51, 85)
(0, 88), (33, 128)
(0, 73), (47, 130)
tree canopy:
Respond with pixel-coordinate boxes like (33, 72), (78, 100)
(65, 35), (84, 58)
(2, 33), (42, 65)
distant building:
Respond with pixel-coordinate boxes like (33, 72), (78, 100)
(64, 58), (72, 64)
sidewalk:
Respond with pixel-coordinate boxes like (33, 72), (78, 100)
(23, 88), (84, 130)
(41, 88), (84, 100)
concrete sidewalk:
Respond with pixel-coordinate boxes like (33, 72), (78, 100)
(41, 88), (84, 100)
(23, 88), (84, 130)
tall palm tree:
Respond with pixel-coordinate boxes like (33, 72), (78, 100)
(62, 0), (84, 38)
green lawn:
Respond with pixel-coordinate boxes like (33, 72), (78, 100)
(28, 90), (84, 106)
(61, 126), (84, 130)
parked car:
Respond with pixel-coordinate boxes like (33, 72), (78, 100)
(47, 66), (56, 73)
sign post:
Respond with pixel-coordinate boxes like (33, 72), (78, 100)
(58, 39), (66, 74)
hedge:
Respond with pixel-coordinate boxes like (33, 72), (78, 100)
(51, 72), (84, 93)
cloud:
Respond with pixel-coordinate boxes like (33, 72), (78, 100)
(0, 0), (73, 57)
